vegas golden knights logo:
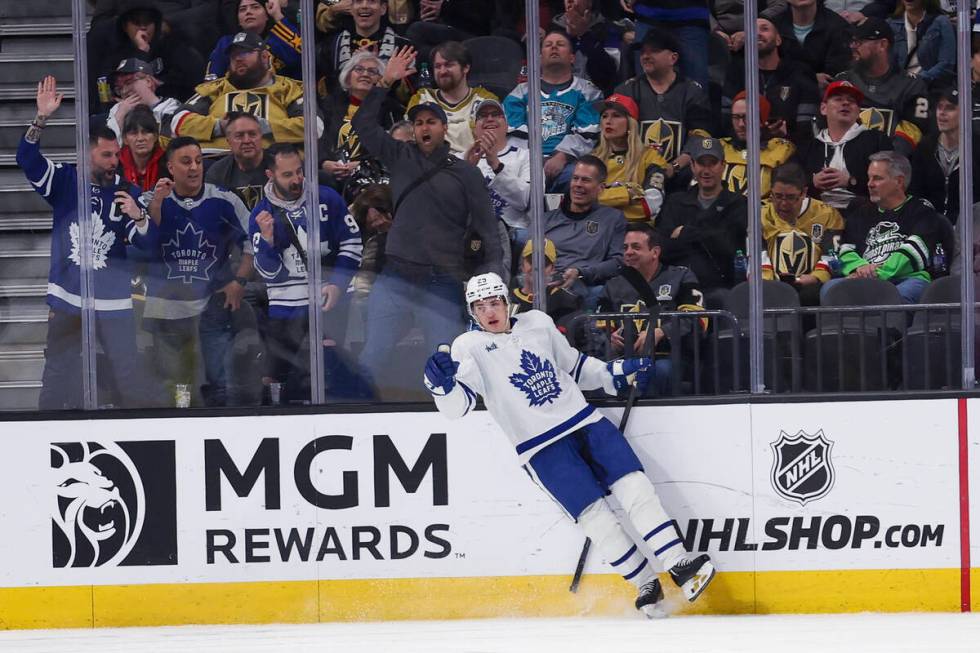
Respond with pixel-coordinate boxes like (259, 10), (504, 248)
(336, 120), (363, 159)
(225, 92), (270, 119)
(619, 300), (649, 334)
(236, 184), (265, 211)
(723, 161), (748, 194)
(772, 230), (817, 277)
(641, 119), (682, 161)
(859, 107), (895, 135)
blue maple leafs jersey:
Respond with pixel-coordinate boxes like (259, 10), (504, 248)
(129, 184), (251, 318)
(249, 184), (363, 319)
(432, 310), (619, 464)
(16, 136), (139, 313)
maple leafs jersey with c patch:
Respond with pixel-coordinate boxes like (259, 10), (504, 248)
(249, 184), (363, 319)
(130, 184), (252, 319)
(16, 136), (139, 313)
(432, 310), (619, 464)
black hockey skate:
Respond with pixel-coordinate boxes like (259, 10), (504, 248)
(634, 578), (666, 619)
(668, 554), (716, 602)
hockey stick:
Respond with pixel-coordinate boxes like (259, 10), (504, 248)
(569, 266), (660, 593)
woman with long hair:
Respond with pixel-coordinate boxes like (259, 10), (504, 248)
(889, 0), (955, 88)
(592, 94), (670, 223)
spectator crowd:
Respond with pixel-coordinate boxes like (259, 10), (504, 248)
(17, 0), (980, 407)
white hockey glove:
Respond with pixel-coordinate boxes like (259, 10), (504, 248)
(607, 357), (652, 393)
(423, 345), (458, 396)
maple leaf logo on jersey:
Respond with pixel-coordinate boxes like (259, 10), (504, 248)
(162, 223), (217, 284)
(68, 220), (115, 271)
(509, 350), (562, 407)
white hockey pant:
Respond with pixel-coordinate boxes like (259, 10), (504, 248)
(577, 471), (686, 587)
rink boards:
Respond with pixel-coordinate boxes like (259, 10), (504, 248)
(0, 398), (976, 628)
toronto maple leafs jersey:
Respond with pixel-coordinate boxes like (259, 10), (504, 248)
(16, 136), (139, 313)
(431, 310), (619, 464)
(130, 184), (252, 319)
(250, 183), (363, 319)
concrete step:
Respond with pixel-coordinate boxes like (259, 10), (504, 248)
(0, 345), (45, 382)
(0, 185), (50, 214)
(0, 381), (42, 412)
(0, 99), (76, 122)
(2, 37), (74, 55)
(0, 54), (75, 87)
(0, 0), (73, 20)
(0, 119), (77, 150)
(0, 84), (75, 102)
(0, 231), (51, 251)
(0, 149), (75, 167)
(0, 213), (53, 231)
(0, 295), (48, 323)
(0, 250), (49, 280)
(0, 19), (73, 37)
(0, 311), (48, 347)
(0, 281), (47, 298)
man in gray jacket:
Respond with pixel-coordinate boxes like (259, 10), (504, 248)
(351, 45), (503, 398)
(548, 155), (627, 309)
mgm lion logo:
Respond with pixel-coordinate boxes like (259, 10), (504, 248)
(51, 442), (145, 568)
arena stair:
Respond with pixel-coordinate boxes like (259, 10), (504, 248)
(0, 3), (75, 409)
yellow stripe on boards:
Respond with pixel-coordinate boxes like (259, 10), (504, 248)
(0, 569), (966, 630)
(754, 568), (961, 614)
(973, 567), (979, 612)
(0, 586), (92, 630)
(93, 581), (319, 628)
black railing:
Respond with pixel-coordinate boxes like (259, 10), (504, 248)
(582, 303), (975, 397)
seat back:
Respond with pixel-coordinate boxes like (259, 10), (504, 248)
(819, 277), (906, 332)
(911, 275), (961, 333)
(725, 280), (800, 334)
(463, 36), (524, 98)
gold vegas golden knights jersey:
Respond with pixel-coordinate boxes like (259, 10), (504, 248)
(720, 137), (796, 198)
(761, 196), (844, 283)
(171, 75), (308, 152)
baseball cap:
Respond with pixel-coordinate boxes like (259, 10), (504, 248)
(473, 98), (505, 118)
(853, 17), (894, 43)
(595, 93), (639, 121)
(631, 27), (680, 54)
(225, 31), (266, 55)
(686, 137), (724, 162)
(407, 102), (449, 124)
(112, 57), (162, 76)
(732, 90), (771, 125)
(521, 238), (558, 263)
(822, 80), (864, 104)
(934, 85), (959, 105)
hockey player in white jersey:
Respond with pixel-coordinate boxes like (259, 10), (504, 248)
(424, 272), (716, 617)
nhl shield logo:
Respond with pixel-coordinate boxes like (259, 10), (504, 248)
(770, 430), (835, 505)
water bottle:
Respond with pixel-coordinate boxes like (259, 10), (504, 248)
(733, 249), (748, 282)
(932, 243), (947, 276)
(417, 63), (433, 89)
(826, 248), (842, 277)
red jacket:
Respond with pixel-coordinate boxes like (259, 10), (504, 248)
(120, 144), (165, 192)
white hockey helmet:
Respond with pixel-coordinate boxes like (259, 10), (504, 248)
(465, 272), (510, 325)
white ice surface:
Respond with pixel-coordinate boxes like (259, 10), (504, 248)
(1, 613), (979, 653)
